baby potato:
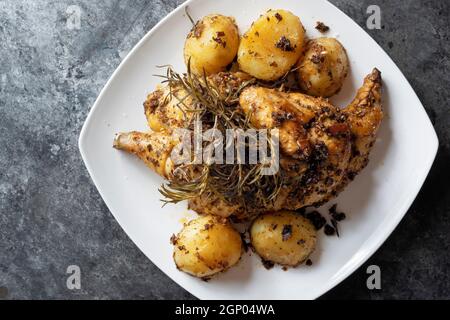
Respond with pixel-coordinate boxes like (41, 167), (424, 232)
(297, 37), (349, 97)
(250, 211), (316, 267)
(173, 215), (243, 279)
(184, 14), (240, 76)
(238, 9), (305, 81)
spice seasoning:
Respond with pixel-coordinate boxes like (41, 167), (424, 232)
(324, 224), (335, 236)
(315, 21), (330, 33)
(275, 36), (295, 52)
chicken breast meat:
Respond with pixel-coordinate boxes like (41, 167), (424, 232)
(114, 69), (383, 220)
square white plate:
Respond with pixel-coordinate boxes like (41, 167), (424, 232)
(79, 0), (438, 300)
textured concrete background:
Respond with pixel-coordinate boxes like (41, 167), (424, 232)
(0, 0), (449, 300)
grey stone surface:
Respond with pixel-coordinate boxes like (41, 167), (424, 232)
(0, 0), (448, 300)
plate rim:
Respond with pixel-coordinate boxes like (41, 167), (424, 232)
(79, 0), (439, 300)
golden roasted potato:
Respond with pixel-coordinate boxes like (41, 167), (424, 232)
(250, 211), (316, 267)
(184, 14), (240, 75)
(237, 9), (305, 81)
(297, 37), (350, 97)
(173, 215), (243, 279)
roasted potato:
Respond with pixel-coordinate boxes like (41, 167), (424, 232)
(250, 211), (316, 267)
(237, 9), (305, 81)
(184, 14), (240, 76)
(297, 37), (349, 97)
(173, 215), (243, 278)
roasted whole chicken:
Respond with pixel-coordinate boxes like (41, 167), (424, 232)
(114, 68), (383, 221)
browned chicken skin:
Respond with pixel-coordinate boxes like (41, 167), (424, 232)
(114, 69), (383, 220)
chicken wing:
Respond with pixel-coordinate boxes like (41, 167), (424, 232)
(113, 131), (175, 179)
(338, 68), (383, 190)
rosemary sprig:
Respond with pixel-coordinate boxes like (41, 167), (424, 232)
(157, 63), (285, 210)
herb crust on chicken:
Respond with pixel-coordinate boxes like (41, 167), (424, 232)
(114, 68), (383, 220)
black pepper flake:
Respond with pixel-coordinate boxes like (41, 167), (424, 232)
(311, 53), (325, 64)
(262, 259), (275, 270)
(335, 212), (346, 221)
(347, 171), (357, 181)
(271, 223), (278, 230)
(213, 35), (227, 48)
(325, 177), (334, 186)
(170, 234), (178, 245)
(310, 142), (329, 164)
(275, 13), (283, 21)
(282, 225), (293, 241)
(324, 224), (335, 236)
(275, 36), (295, 52)
(328, 69), (333, 79)
(306, 259), (313, 266)
(315, 21), (330, 33)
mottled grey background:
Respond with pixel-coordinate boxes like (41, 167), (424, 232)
(0, 0), (449, 300)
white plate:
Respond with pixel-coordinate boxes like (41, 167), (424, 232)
(79, 0), (438, 300)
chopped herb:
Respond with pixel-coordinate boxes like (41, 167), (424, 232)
(311, 53), (325, 64)
(170, 234), (178, 245)
(335, 212), (346, 221)
(315, 21), (330, 33)
(324, 224), (335, 236)
(213, 35), (227, 48)
(275, 36), (295, 52)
